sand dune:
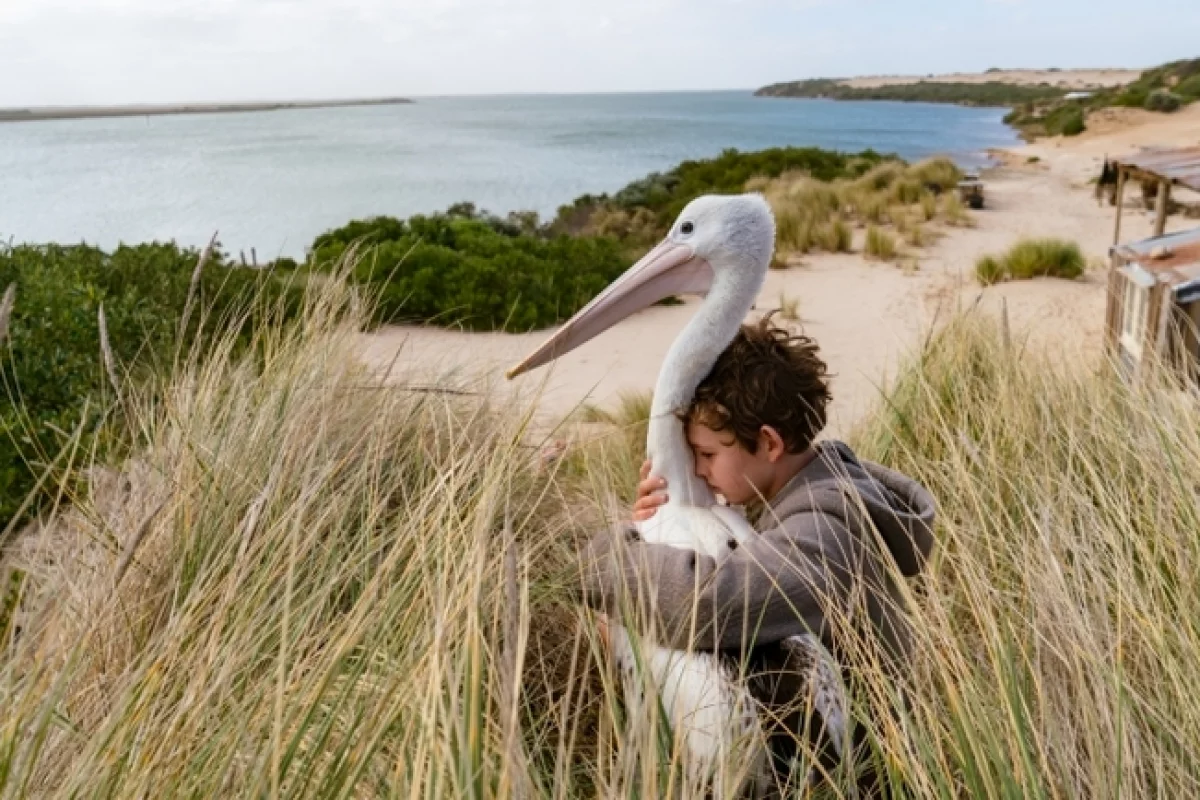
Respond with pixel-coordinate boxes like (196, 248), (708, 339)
(1013, 101), (1200, 182)
(842, 68), (1140, 90)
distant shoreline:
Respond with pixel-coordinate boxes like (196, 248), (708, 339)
(0, 97), (414, 124)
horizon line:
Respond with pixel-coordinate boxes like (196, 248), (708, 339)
(1, 86), (768, 114)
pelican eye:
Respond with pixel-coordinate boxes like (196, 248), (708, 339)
(680, 221), (694, 235)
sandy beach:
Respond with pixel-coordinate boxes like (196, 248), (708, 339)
(358, 101), (1200, 439)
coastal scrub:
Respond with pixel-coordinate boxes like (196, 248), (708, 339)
(754, 157), (965, 259)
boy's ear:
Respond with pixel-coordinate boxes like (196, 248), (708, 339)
(758, 425), (787, 462)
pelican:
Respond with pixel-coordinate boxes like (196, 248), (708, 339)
(507, 194), (843, 793)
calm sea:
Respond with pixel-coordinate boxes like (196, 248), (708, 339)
(0, 91), (1018, 258)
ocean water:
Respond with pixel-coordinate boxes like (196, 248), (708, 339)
(0, 91), (1018, 258)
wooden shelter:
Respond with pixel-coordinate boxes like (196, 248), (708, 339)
(1108, 146), (1200, 245)
(1106, 227), (1200, 380)
(1105, 147), (1200, 381)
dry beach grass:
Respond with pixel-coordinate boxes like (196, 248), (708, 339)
(3, 87), (1200, 797)
(3, 264), (1200, 796)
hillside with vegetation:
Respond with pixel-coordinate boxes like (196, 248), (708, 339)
(1005, 57), (1200, 137)
(755, 77), (1066, 107)
(758, 57), (1200, 139)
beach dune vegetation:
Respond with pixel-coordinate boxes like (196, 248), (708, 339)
(864, 225), (898, 260)
(1003, 57), (1200, 138)
(1144, 89), (1183, 113)
(816, 218), (853, 252)
(755, 156), (965, 258)
(975, 237), (1086, 284)
(4, 276), (1200, 796)
(552, 145), (888, 235)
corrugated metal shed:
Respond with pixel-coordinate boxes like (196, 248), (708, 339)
(1111, 146), (1200, 192)
(1113, 227), (1200, 287)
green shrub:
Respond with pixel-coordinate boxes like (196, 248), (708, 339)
(976, 238), (1086, 285)
(0, 242), (298, 526)
(1060, 107), (1086, 136)
(1176, 74), (1200, 101)
(1112, 87), (1150, 108)
(1004, 238), (1085, 280)
(975, 254), (1005, 285)
(1145, 89), (1183, 113)
(1034, 103), (1087, 137)
(865, 226), (898, 260)
(311, 214), (628, 331)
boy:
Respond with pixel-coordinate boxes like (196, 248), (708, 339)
(578, 315), (936, 790)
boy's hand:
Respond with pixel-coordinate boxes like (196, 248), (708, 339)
(633, 459), (668, 522)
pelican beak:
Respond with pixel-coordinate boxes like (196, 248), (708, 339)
(506, 239), (712, 380)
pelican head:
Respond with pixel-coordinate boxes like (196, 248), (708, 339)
(506, 193), (775, 379)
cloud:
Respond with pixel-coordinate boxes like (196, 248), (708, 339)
(0, 0), (1196, 105)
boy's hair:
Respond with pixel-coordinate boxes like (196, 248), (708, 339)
(684, 313), (831, 454)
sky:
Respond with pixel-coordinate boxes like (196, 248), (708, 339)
(2, 0), (1198, 106)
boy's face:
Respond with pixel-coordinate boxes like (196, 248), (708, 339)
(685, 421), (775, 506)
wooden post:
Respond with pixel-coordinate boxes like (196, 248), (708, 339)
(1105, 265), (1122, 353)
(251, 247), (258, 268)
(1146, 281), (1172, 379)
(1112, 168), (1127, 246)
(1154, 180), (1170, 237)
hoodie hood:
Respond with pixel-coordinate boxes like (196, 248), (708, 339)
(767, 440), (936, 577)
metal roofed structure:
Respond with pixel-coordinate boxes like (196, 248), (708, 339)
(1111, 146), (1200, 193)
(1108, 146), (1200, 245)
(1106, 227), (1200, 380)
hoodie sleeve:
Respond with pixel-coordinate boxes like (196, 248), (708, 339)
(858, 460), (936, 577)
(579, 506), (864, 652)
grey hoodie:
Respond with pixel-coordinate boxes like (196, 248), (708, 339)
(580, 440), (936, 664)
